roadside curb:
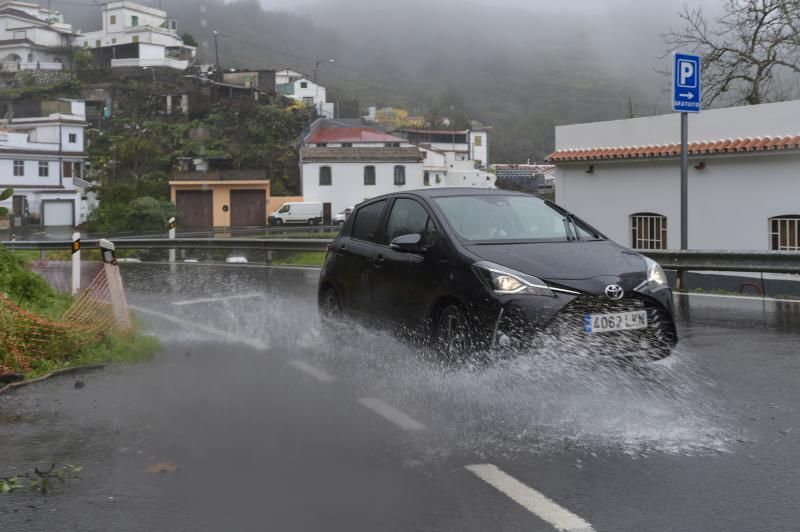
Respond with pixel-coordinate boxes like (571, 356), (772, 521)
(0, 365), (106, 396)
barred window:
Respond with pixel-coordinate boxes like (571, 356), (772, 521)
(363, 165), (375, 186)
(631, 213), (667, 250)
(770, 216), (800, 250)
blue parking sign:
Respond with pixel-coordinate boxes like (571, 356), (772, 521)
(672, 52), (701, 113)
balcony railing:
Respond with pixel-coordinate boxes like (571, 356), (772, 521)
(110, 57), (189, 70)
(1, 62), (64, 72)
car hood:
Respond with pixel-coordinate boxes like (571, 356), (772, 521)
(465, 240), (647, 287)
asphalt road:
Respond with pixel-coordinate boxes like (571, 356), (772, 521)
(1, 264), (799, 531)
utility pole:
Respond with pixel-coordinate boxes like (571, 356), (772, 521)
(213, 30), (220, 71)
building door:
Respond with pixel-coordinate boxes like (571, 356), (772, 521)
(230, 189), (266, 227)
(323, 202), (332, 224)
(41, 200), (74, 226)
(176, 190), (213, 227)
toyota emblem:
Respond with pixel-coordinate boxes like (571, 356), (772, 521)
(605, 284), (624, 300)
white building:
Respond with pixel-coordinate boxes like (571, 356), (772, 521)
(276, 69), (334, 118)
(75, 0), (195, 70)
(396, 127), (490, 170)
(0, 1), (74, 72)
(419, 145), (495, 188)
(0, 99), (89, 227)
(301, 120), (424, 214)
(550, 99), (800, 251)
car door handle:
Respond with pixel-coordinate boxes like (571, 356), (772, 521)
(372, 254), (384, 268)
(338, 244), (346, 251)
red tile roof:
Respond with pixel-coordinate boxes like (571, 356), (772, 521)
(307, 127), (405, 144)
(547, 135), (800, 162)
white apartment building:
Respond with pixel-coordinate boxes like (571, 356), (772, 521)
(75, 0), (195, 70)
(0, 1), (74, 72)
(419, 145), (496, 188)
(550, 99), (800, 251)
(301, 120), (424, 214)
(276, 69), (334, 118)
(0, 99), (89, 227)
(396, 127), (490, 170)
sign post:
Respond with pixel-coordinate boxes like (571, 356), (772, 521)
(672, 52), (701, 287)
(71, 232), (81, 295)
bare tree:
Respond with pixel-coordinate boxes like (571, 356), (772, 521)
(664, 0), (800, 106)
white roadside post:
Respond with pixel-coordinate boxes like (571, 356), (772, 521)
(71, 232), (81, 295)
(168, 216), (177, 276)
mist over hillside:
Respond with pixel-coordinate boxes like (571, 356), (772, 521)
(54, 0), (697, 162)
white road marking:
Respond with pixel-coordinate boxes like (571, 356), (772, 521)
(172, 293), (263, 306)
(286, 360), (336, 382)
(357, 398), (425, 431)
(465, 464), (595, 532)
(129, 305), (268, 350)
(675, 291), (800, 304)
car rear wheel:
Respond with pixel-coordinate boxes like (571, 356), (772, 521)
(433, 304), (472, 363)
(319, 287), (342, 324)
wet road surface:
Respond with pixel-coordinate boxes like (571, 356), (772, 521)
(1, 263), (799, 531)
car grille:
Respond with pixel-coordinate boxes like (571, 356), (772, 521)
(540, 295), (677, 357)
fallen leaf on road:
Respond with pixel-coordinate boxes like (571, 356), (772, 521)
(146, 461), (178, 474)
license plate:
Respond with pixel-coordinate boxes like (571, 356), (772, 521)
(583, 310), (648, 334)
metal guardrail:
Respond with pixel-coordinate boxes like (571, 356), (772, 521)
(1, 238), (332, 252)
(3, 239), (800, 274)
(644, 250), (800, 274)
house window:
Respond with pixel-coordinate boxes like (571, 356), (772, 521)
(316, 143), (327, 147)
(95, 40), (101, 47)
(68, 133), (77, 143)
(131, 15), (139, 27)
(302, 96), (314, 106)
(423, 171), (430, 186)
(110, 15), (116, 25)
(770, 215), (800, 250)
(631, 213), (667, 250)
(341, 142), (352, 148)
(63, 161), (73, 178)
(74, 162), (82, 178)
(319, 166), (332, 186)
(364, 165), (376, 186)
(300, 81), (308, 89)
(393, 165), (406, 186)
(13, 31), (26, 40)
(474, 135), (482, 146)
(132, 35), (139, 43)
(13, 160), (24, 176)
(38, 161), (49, 177)
(385, 142), (400, 148)
(111, 38), (117, 44)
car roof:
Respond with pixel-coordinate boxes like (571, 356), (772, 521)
(358, 188), (535, 206)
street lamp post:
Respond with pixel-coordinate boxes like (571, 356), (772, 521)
(213, 30), (220, 71)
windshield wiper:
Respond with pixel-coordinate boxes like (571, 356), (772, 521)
(563, 215), (578, 241)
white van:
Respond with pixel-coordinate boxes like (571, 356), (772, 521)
(269, 202), (324, 225)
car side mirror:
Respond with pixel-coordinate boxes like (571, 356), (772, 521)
(390, 233), (423, 252)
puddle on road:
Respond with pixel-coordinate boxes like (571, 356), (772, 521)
(132, 285), (735, 461)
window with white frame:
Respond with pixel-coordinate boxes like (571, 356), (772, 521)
(630, 213), (667, 250)
(13, 160), (24, 176)
(393, 165), (406, 186)
(770, 215), (800, 250)
(38, 161), (49, 177)
(364, 165), (375, 186)
(319, 166), (332, 186)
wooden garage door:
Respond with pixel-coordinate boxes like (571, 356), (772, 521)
(230, 189), (266, 227)
(176, 190), (213, 227)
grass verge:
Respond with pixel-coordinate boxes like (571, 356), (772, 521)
(270, 251), (325, 267)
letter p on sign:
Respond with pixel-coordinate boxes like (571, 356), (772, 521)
(678, 59), (697, 88)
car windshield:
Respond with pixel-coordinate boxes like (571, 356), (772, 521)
(434, 195), (601, 242)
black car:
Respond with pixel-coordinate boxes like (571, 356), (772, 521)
(317, 189), (677, 361)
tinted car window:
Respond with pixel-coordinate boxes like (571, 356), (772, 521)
(385, 198), (436, 245)
(351, 200), (387, 242)
(435, 195), (594, 242)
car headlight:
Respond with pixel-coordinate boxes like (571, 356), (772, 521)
(472, 261), (554, 297)
(644, 257), (668, 291)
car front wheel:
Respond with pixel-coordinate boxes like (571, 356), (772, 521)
(433, 304), (472, 363)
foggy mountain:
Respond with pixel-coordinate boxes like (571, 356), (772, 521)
(55, 0), (697, 162)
